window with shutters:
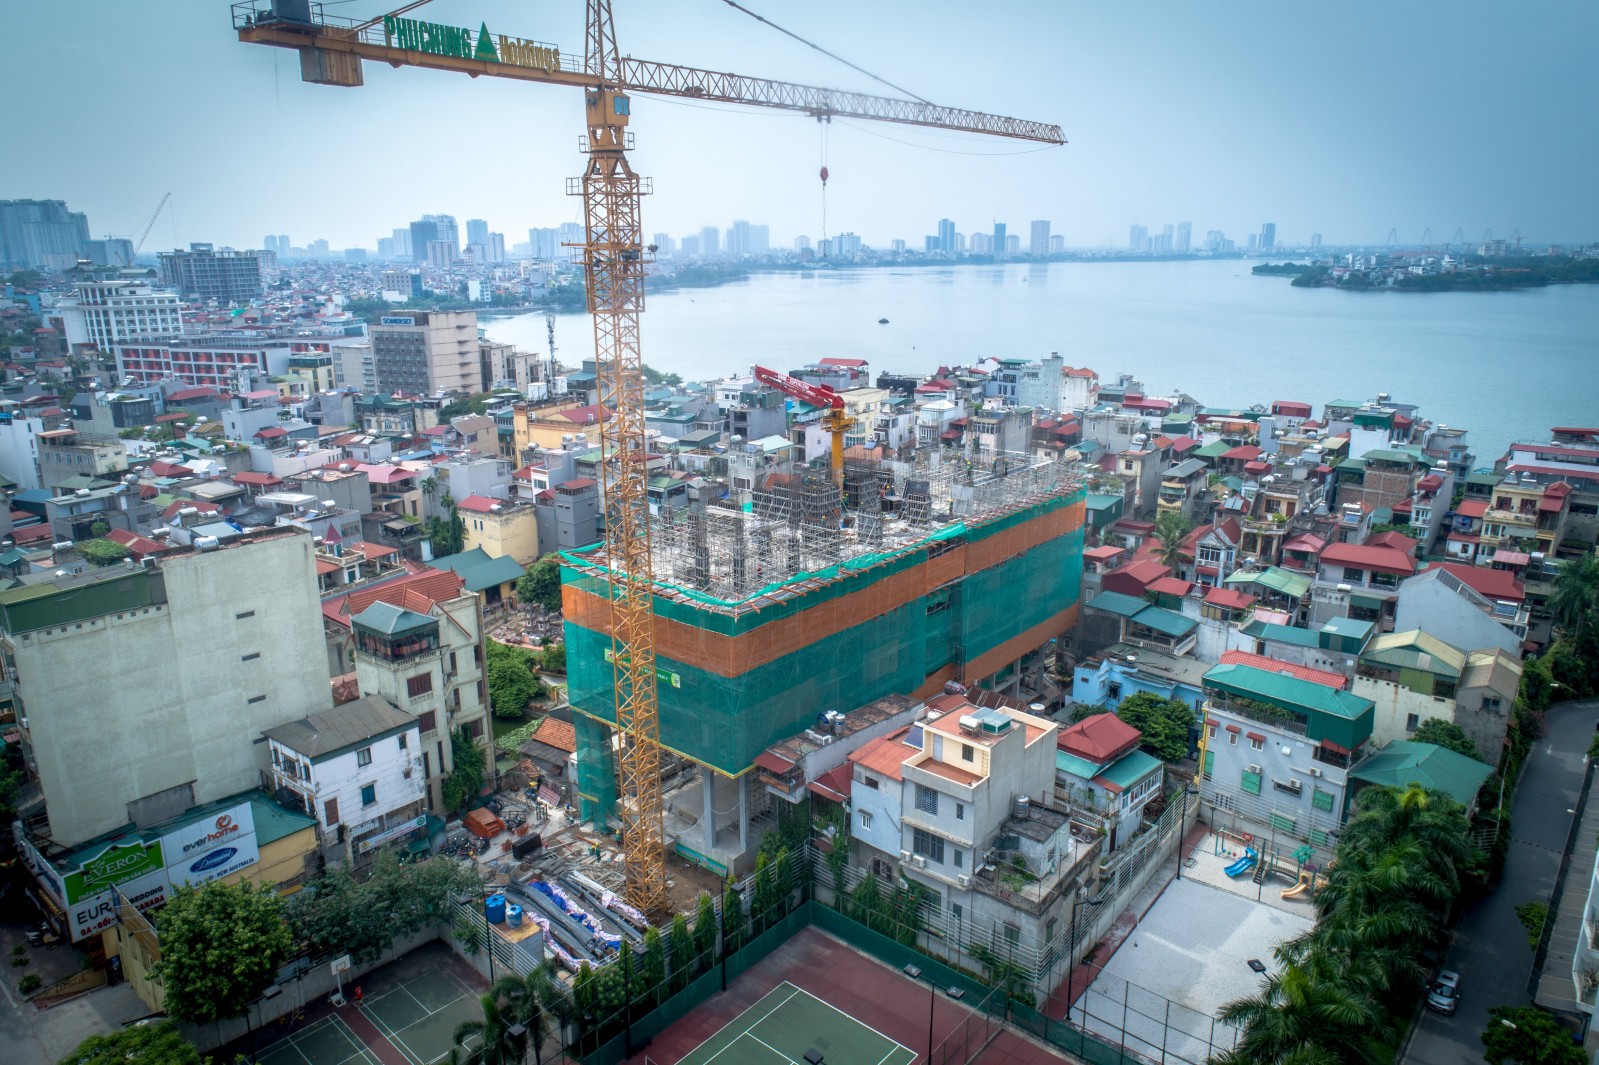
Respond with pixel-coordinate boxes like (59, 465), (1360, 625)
(407, 673), (433, 698)
(418, 710), (437, 734)
(325, 798), (340, 825)
(361, 783), (377, 807)
(1240, 769), (1262, 795)
(1312, 788), (1335, 812)
(914, 784), (939, 815)
(357, 747), (372, 767)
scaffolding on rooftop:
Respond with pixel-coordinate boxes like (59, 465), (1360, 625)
(638, 450), (1069, 605)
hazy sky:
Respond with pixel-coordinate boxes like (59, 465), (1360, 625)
(4, 1), (1594, 252)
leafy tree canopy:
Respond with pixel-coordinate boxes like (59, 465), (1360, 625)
(1114, 691), (1194, 762)
(152, 881), (291, 1025)
(56, 1022), (203, 1065)
(486, 640), (544, 719)
(1409, 719), (1483, 761)
(287, 853), (482, 964)
(78, 538), (130, 567)
(1481, 1005), (1585, 1065)
(517, 555), (563, 612)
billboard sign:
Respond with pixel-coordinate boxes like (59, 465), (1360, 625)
(169, 833), (261, 889)
(70, 867), (169, 942)
(160, 803), (255, 865)
(63, 840), (165, 905)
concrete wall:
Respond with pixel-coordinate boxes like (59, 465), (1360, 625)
(1355, 675), (1453, 749)
(17, 532), (334, 846)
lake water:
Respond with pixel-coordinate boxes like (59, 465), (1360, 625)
(483, 259), (1599, 464)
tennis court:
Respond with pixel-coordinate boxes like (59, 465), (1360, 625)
(256, 950), (487, 1065)
(674, 981), (918, 1065)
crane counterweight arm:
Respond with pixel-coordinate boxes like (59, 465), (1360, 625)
(233, 9), (1064, 143)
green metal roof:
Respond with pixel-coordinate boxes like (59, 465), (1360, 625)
(1325, 399), (1365, 410)
(1466, 470), (1501, 486)
(1335, 457), (1367, 471)
(1096, 748), (1164, 791)
(1363, 448), (1422, 466)
(352, 600), (436, 636)
(1349, 591), (1389, 609)
(1084, 492), (1123, 513)
(1200, 409), (1262, 421)
(251, 796), (318, 847)
(1056, 749), (1105, 780)
(1132, 605), (1197, 638)
(1204, 662), (1375, 749)
(1165, 458), (1208, 479)
(1239, 619), (1323, 647)
(1360, 630), (1466, 678)
(1204, 663), (1374, 721)
(1223, 566), (1310, 599)
(1318, 616), (1374, 643)
(1193, 440), (1233, 458)
(1086, 591), (1149, 618)
(1350, 741), (1492, 807)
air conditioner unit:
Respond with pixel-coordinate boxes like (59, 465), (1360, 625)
(957, 874), (971, 888)
(899, 851), (912, 863)
(1247, 764), (1262, 775)
(912, 855), (927, 868)
(1308, 766), (1323, 778)
(1288, 778), (1303, 790)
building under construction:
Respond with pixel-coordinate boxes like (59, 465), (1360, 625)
(561, 451), (1085, 874)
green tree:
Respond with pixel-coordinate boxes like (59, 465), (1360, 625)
(475, 963), (566, 1064)
(428, 493), (466, 557)
(1214, 962), (1393, 1065)
(637, 927), (666, 1007)
(1113, 691), (1194, 762)
(442, 725), (486, 812)
(1481, 1005), (1585, 1065)
(438, 394), (490, 422)
(1150, 510), (1192, 570)
(517, 555), (564, 612)
(720, 886), (745, 955)
(1516, 901), (1548, 951)
(538, 641), (567, 674)
(1409, 719), (1483, 761)
(287, 854), (482, 964)
(55, 1022), (204, 1065)
(77, 539), (130, 567)
(486, 640), (543, 719)
(693, 892), (718, 967)
(1549, 551), (1599, 638)
(451, 991), (521, 1065)
(669, 913), (693, 992)
(152, 880), (291, 1026)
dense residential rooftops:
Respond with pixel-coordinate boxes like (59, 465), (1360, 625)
(1319, 541), (1417, 576)
(1204, 662), (1375, 724)
(1218, 650), (1347, 689)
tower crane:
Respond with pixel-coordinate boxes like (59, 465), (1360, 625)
(752, 365), (854, 491)
(119, 192), (171, 266)
(233, 0), (1063, 918)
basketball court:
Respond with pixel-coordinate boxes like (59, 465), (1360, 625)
(256, 954), (487, 1065)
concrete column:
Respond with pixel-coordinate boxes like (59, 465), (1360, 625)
(738, 773), (750, 854)
(702, 765), (716, 851)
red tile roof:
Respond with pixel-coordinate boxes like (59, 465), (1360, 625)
(807, 764), (852, 803)
(1220, 650), (1346, 689)
(530, 716), (577, 754)
(1147, 576), (1194, 598)
(349, 541), (400, 561)
(1059, 713), (1141, 764)
(1203, 587), (1257, 611)
(104, 528), (173, 558)
(849, 728), (920, 782)
(1222, 444), (1262, 461)
(818, 357), (867, 367)
(1319, 541), (1416, 576)
(556, 404), (611, 424)
(1282, 532), (1326, 554)
(455, 495), (501, 513)
(231, 471), (284, 487)
(1365, 530), (1419, 555)
(322, 567), (466, 627)
(255, 426), (288, 439)
(1434, 562), (1525, 603)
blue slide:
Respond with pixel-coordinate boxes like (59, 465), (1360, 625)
(1224, 847), (1258, 879)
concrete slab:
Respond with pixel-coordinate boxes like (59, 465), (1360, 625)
(1075, 876), (1313, 1064)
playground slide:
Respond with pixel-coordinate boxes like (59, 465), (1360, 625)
(1281, 878), (1311, 900)
(1224, 847), (1258, 879)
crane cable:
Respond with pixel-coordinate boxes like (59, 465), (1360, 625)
(714, 0), (932, 104)
(819, 119), (829, 245)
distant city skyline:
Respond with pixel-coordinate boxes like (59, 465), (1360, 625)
(4, 2), (1593, 253)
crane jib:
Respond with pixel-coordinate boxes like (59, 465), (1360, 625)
(381, 16), (560, 74)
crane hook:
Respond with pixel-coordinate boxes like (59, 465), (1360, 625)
(819, 165), (829, 186)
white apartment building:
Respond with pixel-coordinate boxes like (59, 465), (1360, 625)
(265, 695), (427, 865)
(850, 694), (1088, 981)
(0, 528), (334, 848)
(326, 570), (492, 813)
(0, 406), (46, 489)
(53, 278), (184, 355)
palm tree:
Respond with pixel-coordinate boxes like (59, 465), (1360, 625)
(485, 962), (569, 1065)
(451, 991), (520, 1065)
(1150, 510), (1191, 570)
(1215, 961), (1393, 1065)
(1549, 550), (1599, 637)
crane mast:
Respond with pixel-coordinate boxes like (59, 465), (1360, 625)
(232, 0), (1061, 918)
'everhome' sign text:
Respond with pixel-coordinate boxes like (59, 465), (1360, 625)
(383, 17), (560, 73)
